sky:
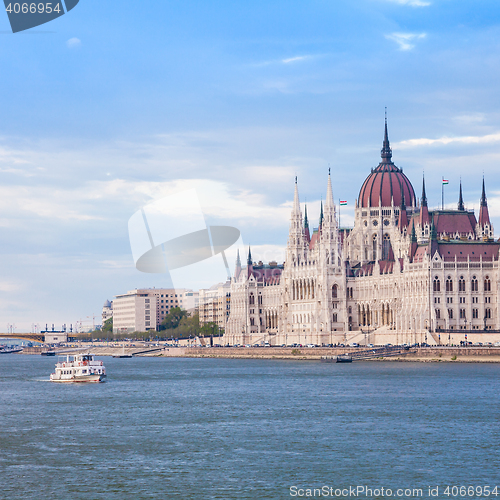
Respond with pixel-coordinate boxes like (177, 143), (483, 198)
(1, 0), (500, 331)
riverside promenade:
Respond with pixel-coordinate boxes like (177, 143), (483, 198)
(19, 344), (500, 362)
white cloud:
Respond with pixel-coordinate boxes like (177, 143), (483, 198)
(384, 0), (431, 6)
(66, 37), (81, 49)
(395, 132), (500, 148)
(282, 56), (308, 64)
(0, 280), (23, 293)
(385, 32), (426, 51)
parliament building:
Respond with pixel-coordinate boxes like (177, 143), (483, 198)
(225, 122), (500, 346)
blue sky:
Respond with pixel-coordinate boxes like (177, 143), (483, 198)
(1, 0), (500, 331)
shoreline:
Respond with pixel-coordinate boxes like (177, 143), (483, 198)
(18, 345), (500, 363)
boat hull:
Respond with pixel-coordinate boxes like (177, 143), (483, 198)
(50, 374), (106, 383)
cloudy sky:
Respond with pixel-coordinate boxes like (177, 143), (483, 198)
(1, 0), (500, 331)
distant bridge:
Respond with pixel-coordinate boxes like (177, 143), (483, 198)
(0, 332), (67, 343)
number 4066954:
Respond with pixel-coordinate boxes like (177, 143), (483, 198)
(5, 3), (62, 14)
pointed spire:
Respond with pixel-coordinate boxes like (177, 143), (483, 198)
(421, 175), (428, 207)
(319, 199), (324, 228)
(293, 176), (300, 215)
(247, 246), (252, 266)
(430, 218), (438, 241)
(325, 169), (334, 207)
(398, 190), (409, 230)
(480, 176), (487, 207)
(478, 176), (491, 228)
(304, 204), (311, 242)
(458, 179), (464, 211)
(411, 221), (417, 242)
(381, 109), (392, 163)
(234, 249), (242, 279)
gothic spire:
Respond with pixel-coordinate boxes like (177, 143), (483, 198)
(292, 176), (300, 216)
(430, 218), (438, 241)
(304, 204), (311, 242)
(478, 176), (491, 227)
(411, 221), (417, 242)
(319, 199), (324, 228)
(234, 249), (242, 279)
(325, 169), (334, 207)
(480, 176), (487, 207)
(421, 175), (428, 208)
(381, 110), (392, 163)
(247, 246), (252, 266)
(458, 179), (465, 211)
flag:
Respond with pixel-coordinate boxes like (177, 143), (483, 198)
(442, 179), (449, 185)
(339, 200), (348, 206)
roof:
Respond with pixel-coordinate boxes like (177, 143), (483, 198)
(432, 210), (477, 235)
(358, 162), (416, 208)
(437, 242), (500, 261)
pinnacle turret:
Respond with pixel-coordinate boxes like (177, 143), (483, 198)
(480, 176), (487, 207)
(478, 176), (491, 229)
(381, 113), (392, 163)
(325, 169), (334, 208)
(421, 175), (427, 208)
(458, 180), (464, 211)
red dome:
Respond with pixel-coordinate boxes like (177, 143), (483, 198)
(358, 122), (416, 208)
(358, 163), (415, 208)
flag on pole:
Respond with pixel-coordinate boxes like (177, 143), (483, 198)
(442, 179), (449, 185)
(339, 200), (348, 206)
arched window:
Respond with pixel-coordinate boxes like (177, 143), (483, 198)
(435, 308), (441, 319)
(250, 317), (255, 326)
(372, 235), (377, 261)
(484, 276), (491, 292)
(459, 309), (466, 319)
(473, 308), (478, 319)
(446, 276), (453, 292)
(471, 276), (478, 292)
(486, 308), (491, 319)
(458, 276), (466, 292)
(333, 313), (338, 322)
(448, 308), (453, 319)
(332, 284), (338, 299)
(249, 293), (255, 305)
(348, 306), (352, 314)
(382, 234), (391, 260)
(433, 276), (440, 292)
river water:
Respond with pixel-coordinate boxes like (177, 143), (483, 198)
(0, 356), (499, 500)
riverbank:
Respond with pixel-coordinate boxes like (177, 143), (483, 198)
(18, 345), (500, 362)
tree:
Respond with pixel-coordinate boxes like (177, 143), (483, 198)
(102, 318), (113, 333)
(161, 307), (188, 330)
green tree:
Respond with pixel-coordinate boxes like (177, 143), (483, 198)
(102, 317), (113, 333)
(161, 307), (188, 330)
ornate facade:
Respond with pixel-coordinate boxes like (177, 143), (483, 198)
(225, 122), (500, 346)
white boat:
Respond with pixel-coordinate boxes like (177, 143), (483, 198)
(50, 353), (106, 383)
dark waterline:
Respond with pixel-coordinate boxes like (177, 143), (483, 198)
(0, 356), (499, 499)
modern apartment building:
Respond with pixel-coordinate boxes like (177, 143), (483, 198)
(113, 288), (198, 334)
(198, 281), (231, 330)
